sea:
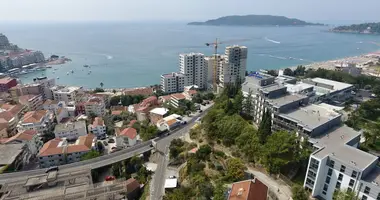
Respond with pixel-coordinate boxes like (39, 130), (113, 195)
(1, 21), (380, 89)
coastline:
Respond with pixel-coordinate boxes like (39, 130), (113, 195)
(287, 51), (380, 71)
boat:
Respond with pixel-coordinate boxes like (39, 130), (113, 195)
(54, 68), (58, 71)
(46, 66), (52, 69)
(57, 77), (59, 79)
(83, 65), (89, 68)
(67, 72), (69, 75)
(71, 70), (74, 73)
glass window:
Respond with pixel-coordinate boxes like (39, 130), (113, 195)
(326, 177), (331, 184)
(328, 168), (333, 176)
(352, 171), (358, 178)
(377, 193), (380, 200)
(362, 195), (368, 200)
(335, 182), (341, 189)
(364, 186), (371, 195)
(349, 179), (355, 187)
(330, 160), (335, 168)
(340, 165), (346, 173)
(338, 174), (343, 181)
(323, 184), (328, 192)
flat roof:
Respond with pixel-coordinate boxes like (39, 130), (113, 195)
(149, 107), (169, 116)
(54, 121), (86, 133)
(164, 179), (178, 188)
(311, 77), (353, 92)
(0, 143), (25, 165)
(279, 104), (341, 131)
(267, 94), (307, 108)
(311, 126), (378, 170)
(286, 83), (314, 94)
(261, 84), (286, 94)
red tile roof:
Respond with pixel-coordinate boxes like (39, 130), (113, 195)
(140, 96), (157, 107)
(22, 110), (48, 123)
(119, 128), (137, 139)
(18, 94), (38, 105)
(171, 93), (186, 100)
(126, 178), (140, 193)
(5, 130), (36, 142)
(188, 90), (197, 95)
(0, 111), (14, 121)
(67, 134), (95, 153)
(38, 138), (64, 157)
(128, 120), (137, 127)
(228, 179), (268, 200)
(0, 77), (15, 85)
(111, 110), (122, 116)
(159, 95), (171, 101)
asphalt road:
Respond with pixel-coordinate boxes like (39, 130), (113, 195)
(150, 105), (213, 200)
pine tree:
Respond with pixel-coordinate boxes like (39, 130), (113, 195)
(258, 110), (272, 144)
(242, 90), (254, 117)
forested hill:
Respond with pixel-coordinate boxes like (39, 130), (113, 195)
(188, 15), (324, 26)
(331, 22), (380, 34)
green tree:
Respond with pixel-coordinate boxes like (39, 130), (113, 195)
(236, 125), (261, 162)
(242, 90), (254, 117)
(100, 82), (104, 88)
(81, 150), (101, 161)
(333, 189), (358, 200)
(192, 93), (203, 104)
(112, 89), (116, 94)
(196, 145), (212, 160)
(267, 69), (277, 76)
(233, 90), (244, 114)
(257, 110), (272, 144)
(292, 185), (308, 200)
(226, 158), (246, 181)
(213, 183), (226, 200)
(93, 87), (105, 93)
(283, 68), (294, 76)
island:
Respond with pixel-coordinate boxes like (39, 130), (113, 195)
(331, 22), (380, 34)
(188, 15), (324, 26)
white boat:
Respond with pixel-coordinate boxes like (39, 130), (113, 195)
(67, 72), (69, 75)
(71, 70), (74, 73)
(57, 77), (59, 79)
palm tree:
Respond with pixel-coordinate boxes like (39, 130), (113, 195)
(100, 82), (104, 88)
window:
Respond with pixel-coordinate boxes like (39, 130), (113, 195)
(349, 179), (355, 187)
(323, 184), (328, 192)
(328, 168), (333, 176)
(364, 186), (371, 195)
(326, 176), (331, 184)
(340, 165), (346, 173)
(329, 160), (335, 168)
(322, 191), (327, 195)
(335, 182), (341, 189)
(377, 193), (380, 200)
(338, 173), (343, 181)
(352, 171), (358, 178)
(362, 195), (368, 200)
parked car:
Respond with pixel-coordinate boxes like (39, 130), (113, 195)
(169, 175), (176, 179)
(45, 166), (59, 173)
(108, 138), (115, 143)
(105, 176), (116, 181)
(103, 141), (108, 146)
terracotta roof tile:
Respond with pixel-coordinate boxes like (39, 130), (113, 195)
(166, 119), (178, 126)
(119, 128), (137, 139)
(8, 105), (23, 116)
(67, 134), (95, 153)
(22, 110), (48, 123)
(128, 120), (137, 127)
(171, 93), (186, 100)
(1, 104), (14, 110)
(228, 179), (268, 200)
(124, 87), (153, 96)
(18, 94), (38, 105)
(0, 111), (14, 122)
(6, 131), (35, 142)
(38, 138), (64, 157)
(126, 178), (140, 193)
(0, 77), (15, 85)
(159, 95), (171, 101)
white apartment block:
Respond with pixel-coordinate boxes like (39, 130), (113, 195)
(54, 121), (87, 140)
(224, 45), (248, 84)
(160, 72), (186, 94)
(18, 94), (43, 111)
(52, 86), (84, 103)
(32, 77), (56, 100)
(179, 53), (206, 89)
(84, 97), (106, 117)
(88, 117), (106, 138)
(17, 110), (54, 135)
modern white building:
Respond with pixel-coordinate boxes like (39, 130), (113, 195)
(17, 110), (54, 135)
(32, 77), (56, 100)
(84, 97), (106, 117)
(160, 72), (186, 94)
(304, 125), (380, 200)
(88, 117), (106, 138)
(54, 121), (87, 140)
(52, 86), (84, 103)
(224, 45), (248, 84)
(179, 53), (206, 89)
(18, 94), (43, 111)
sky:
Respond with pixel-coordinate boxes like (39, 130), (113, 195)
(0, 0), (380, 23)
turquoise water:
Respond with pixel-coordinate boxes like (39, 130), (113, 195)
(1, 22), (380, 89)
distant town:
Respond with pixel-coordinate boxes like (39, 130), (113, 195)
(0, 39), (379, 200)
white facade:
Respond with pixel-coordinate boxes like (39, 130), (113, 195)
(88, 117), (106, 138)
(224, 45), (248, 84)
(54, 121), (87, 140)
(52, 86), (84, 103)
(33, 77), (56, 100)
(85, 97), (106, 117)
(179, 53), (206, 89)
(17, 110), (54, 135)
(160, 72), (186, 94)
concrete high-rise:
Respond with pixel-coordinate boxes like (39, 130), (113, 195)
(160, 72), (186, 94)
(179, 53), (206, 89)
(224, 45), (248, 84)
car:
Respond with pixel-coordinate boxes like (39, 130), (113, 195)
(199, 110), (203, 113)
(105, 176), (116, 181)
(103, 141), (108, 146)
(45, 166), (59, 173)
(108, 138), (115, 143)
(169, 175), (176, 179)
(181, 121), (187, 125)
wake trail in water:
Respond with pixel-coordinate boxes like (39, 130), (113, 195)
(264, 37), (281, 44)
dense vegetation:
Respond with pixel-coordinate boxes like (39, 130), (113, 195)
(332, 22), (380, 34)
(188, 15), (324, 26)
(109, 94), (145, 106)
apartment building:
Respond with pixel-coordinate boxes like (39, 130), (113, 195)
(42, 99), (59, 113)
(84, 97), (106, 117)
(54, 121), (87, 140)
(204, 55), (224, 89)
(32, 77), (56, 99)
(9, 83), (43, 102)
(88, 117), (106, 138)
(18, 94), (43, 111)
(17, 110), (54, 135)
(224, 45), (248, 84)
(52, 86), (84, 103)
(160, 72), (186, 94)
(0, 143), (31, 171)
(38, 134), (96, 168)
(4, 130), (43, 156)
(179, 53), (206, 89)
(0, 77), (17, 92)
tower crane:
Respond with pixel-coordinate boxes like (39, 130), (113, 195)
(205, 38), (249, 92)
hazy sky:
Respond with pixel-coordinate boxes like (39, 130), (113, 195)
(1, 0), (379, 22)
